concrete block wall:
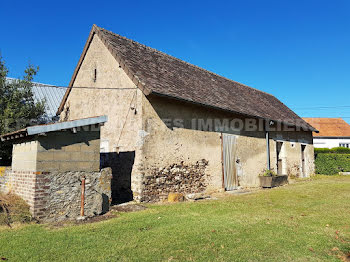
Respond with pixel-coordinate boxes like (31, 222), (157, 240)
(12, 141), (38, 172)
(36, 130), (100, 172)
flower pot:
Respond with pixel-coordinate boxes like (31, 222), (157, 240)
(259, 175), (288, 188)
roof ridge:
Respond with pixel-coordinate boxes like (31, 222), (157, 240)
(94, 25), (274, 98)
(303, 117), (345, 120)
(6, 77), (55, 87)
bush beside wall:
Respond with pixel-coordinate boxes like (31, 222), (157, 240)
(0, 193), (32, 226)
(315, 153), (350, 175)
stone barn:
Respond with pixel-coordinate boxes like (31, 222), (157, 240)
(0, 116), (111, 221)
(57, 25), (316, 203)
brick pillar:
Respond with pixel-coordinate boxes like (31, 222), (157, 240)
(7, 171), (37, 214)
(4, 171), (51, 220)
(32, 172), (50, 219)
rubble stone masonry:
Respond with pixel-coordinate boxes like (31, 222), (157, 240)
(141, 159), (209, 202)
(0, 168), (112, 221)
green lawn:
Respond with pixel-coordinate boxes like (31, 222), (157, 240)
(1, 176), (350, 262)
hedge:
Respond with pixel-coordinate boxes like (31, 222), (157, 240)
(315, 153), (350, 175)
(314, 147), (350, 154)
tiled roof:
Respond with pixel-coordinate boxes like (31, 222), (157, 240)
(302, 118), (350, 137)
(58, 25), (315, 131)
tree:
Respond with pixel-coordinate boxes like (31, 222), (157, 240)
(0, 56), (46, 165)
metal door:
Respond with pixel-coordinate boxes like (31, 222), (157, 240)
(222, 134), (237, 191)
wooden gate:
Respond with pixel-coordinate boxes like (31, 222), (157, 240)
(222, 133), (238, 191)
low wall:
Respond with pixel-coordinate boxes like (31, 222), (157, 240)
(0, 167), (112, 222)
(0, 168), (37, 214)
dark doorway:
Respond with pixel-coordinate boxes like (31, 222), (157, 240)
(276, 142), (283, 175)
(101, 151), (135, 205)
(301, 145), (306, 177)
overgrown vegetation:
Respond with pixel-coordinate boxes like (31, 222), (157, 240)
(0, 193), (32, 226)
(314, 147), (350, 175)
(0, 56), (46, 165)
(1, 176), (350, 261)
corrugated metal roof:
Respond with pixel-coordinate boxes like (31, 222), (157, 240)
(0, 115), (107, 141)
(6, 77), (66, 121)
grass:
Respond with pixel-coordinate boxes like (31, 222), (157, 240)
(1, 175), (350, 261)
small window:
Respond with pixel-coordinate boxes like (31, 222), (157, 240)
(339, 143), (350, 148)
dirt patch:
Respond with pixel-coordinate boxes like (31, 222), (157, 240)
(46, 204), (147, 228)
(47, 211), (119, 228)
(330, 247), (350, 262)
(111, 204), (147, 213)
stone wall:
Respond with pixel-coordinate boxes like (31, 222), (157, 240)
(60, 34), (143, 204)
(141, 159), (209, 202)
(37, 168), (112, 222)
(139, 94), (315, 195)
(0, 168), (112, 221)
(58, 32), (315, 204)
(138, 95), (224, 200)
(0, 167), (11, 193)
(60, 34), (142, 154)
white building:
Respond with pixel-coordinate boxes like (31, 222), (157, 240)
(303, 118), (350, 148)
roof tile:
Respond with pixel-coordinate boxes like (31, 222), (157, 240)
(303, 118), (350, 137)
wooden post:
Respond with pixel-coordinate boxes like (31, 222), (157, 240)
(80, 176), (85, 217)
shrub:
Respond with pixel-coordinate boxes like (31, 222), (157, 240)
(0, 193), (32, 226)
(315, 147), (350, 155)
(315, 153), (350, 175)
(332, 147), (350, 154)
(314, 148), (331, 154)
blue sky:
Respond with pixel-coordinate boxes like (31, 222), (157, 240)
(1, 0), (349, 121)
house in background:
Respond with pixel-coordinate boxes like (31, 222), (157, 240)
(303, 118), (350, 148)
(57, 25), (316, 203)
(6, 77), (66, 122)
